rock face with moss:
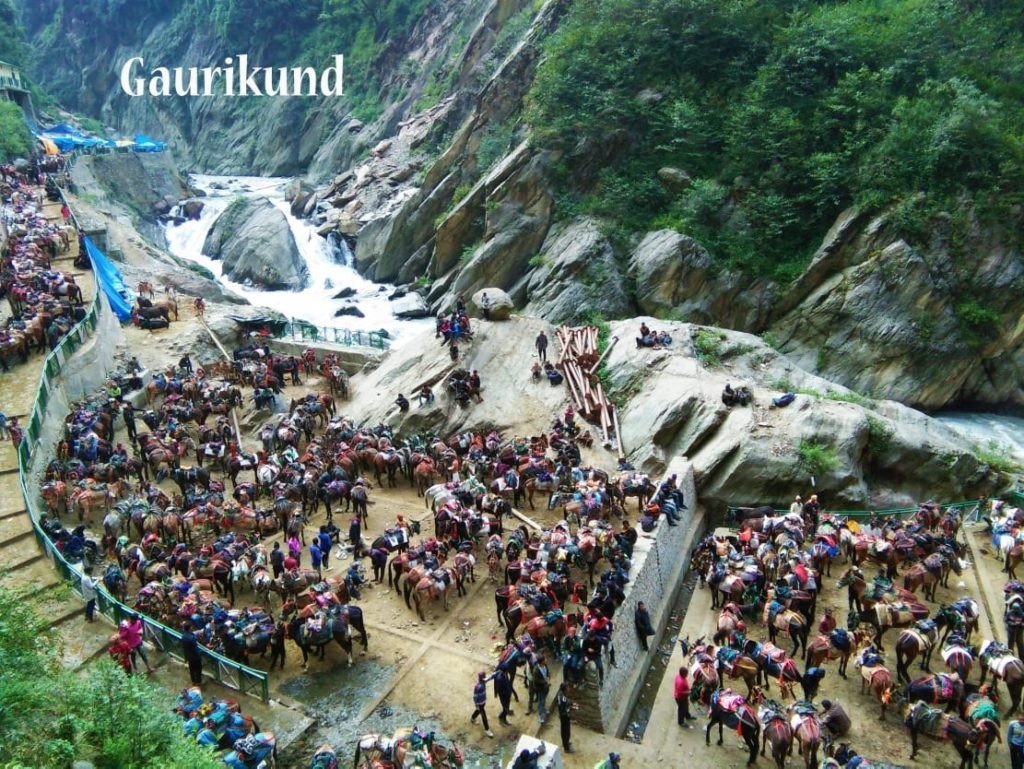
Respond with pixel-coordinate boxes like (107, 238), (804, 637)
(202, 198), (309, 290)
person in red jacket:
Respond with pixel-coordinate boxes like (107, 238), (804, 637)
(674, 666), (695, 727)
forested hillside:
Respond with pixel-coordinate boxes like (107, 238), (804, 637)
(528, 0), (1024, 281)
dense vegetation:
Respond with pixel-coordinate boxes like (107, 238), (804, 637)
(0, 585), (221, 769)
(528, 0), (1024, 281)
(0, 100), (33, 160)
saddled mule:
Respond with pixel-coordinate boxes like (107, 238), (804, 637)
(904, 672), (965, 713)
(853, 601), (928, 651)
(286, 615), (354, 669)
(410, 567), (462, 622)
(854, 647), (893, 720)
(805, 627), (868, 679)
(706, 688), (761, 766)
(903, 701), (979, 769)
(894, 620), (940, 683)
(963, 691), (1002, 768)
(759, 704), (793, 769)
(764, 602), (809, 658)
(978, 640), (1024, 715)
(788, 704), (821, 769)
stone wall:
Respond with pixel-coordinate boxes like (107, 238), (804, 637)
(572, 458), (703, 735)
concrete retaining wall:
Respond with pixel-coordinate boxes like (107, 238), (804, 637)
(572, 458), (703, 735)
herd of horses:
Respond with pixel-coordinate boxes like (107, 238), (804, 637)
(688, 501), (1023, 769)
(1, 189), (82, 369)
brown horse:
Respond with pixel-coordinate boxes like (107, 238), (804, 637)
(759, 706), (793, 769)
(805, 628), (870, 678)
(788, 705), (821, 769)
(410, 567), (460, 621)
(903, 551), (961, 602)
(855, 600), (929, 651)
(903, 701), (979, 769)
(764, 603), (809, 658)
(895, 621), (940, 683)
(978, 641), (1024, 715)
(414, 459), (436, 497)
(904, 672), (965, 713)
(706, 688), (761, 766)
(854, 648), (893, 720)
(963, 691), (1002, 768)
(70, 486), (113, 521)
(851, 537), (908, 579)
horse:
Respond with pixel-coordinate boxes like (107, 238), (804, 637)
(805, 627), (869, 679)
(853, 601), (928, 651)
(963, 691), (1002, 768)
(706, 688), (761, 766)
(903, 701), (979, 769)
(903, 672), (965, 713)
(978, 640), (1024, 715)
(410, 567), (461, 622)
(286, 615), (354, 669)
(764, 602), (809, 658)
(759, 704), (793, 769)
(788, 703), (821, 769)
(903, 551), (962, 602)
(894, 620), (940, 683)
(853, 647), (893, 720)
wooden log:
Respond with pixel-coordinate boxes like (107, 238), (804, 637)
(611, 403), (625, 459)
(588, 335), (619, 376)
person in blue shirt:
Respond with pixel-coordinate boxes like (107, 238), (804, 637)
(310, 541), (323, 580)
(1009, 711), (1024, 769)
(318, 526), (333, 571)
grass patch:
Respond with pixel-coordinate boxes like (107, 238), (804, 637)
(798, 440), (840, 477)
(693, 328), (725, 367)
(185, 261), (216, 281)
(866, 415), (894, 458)
(414, 274), (433, 289)
(825, 389), (869, 407)
(974, 440), (1020, 473)
(761, 331), (783, 350)
(460, 242), (481, 265)
(528, 253), (550, 269)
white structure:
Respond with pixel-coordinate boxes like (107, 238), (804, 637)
(505, 736), (563, 769)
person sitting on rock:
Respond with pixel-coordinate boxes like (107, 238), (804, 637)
(395, 394), (410, 412)
(468, 370), (483, 401)
(417, 384), (434, 406)
(722, 383), (738, 407)
(545, 365), (563, 386)
(531, 361), (543, 382)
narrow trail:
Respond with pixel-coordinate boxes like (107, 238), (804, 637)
(196, 314), (246, 452)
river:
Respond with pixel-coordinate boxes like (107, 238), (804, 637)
(162, 174), (427, 342)
(933, 412), (1024, 467)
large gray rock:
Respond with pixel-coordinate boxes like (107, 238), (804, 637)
(520, 218), (634, 323)
(630, 230), (776, 329)
(391, 292), (431, 319)
(601, 318), (1012, 512)
(202, 198), (309, 291)
(471, 288), (514, 320)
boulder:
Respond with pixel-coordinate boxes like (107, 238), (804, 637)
(289, 180), (316, 217)
(657, 167), (692, 193)
(391, 292), (431, 319)
(202, 197), (309, 290)
(335, 305), (366, 318)
(182, 199), (204, 220)
(471, 288), (513, 320)
(332, 287), (357, 299)
(388, 287), (408, 300)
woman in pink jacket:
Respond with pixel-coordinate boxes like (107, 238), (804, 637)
(120, 613), (154, 674)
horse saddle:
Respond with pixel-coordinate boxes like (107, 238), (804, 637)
(830, 628), (852, 652)
(714, 690), (746, 713)
(760, 642), (788, 664)
(432, 569), (450, 589)
(906, 703), (946, 735)
(870, 540), (891, 555)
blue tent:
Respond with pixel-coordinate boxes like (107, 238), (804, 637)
(133, 133), (167, 152)
(82, 236), (133, 322)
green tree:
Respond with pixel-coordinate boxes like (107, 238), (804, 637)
(0, 101), (32, 161)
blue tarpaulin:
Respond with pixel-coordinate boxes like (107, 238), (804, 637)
(83, 236), (133, 322)
(132, 133), (167, 152)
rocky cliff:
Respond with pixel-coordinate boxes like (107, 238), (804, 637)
(202, 197), (308, 290)
(345, 316), (1013, 511)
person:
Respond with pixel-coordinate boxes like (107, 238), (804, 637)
(310, 539), (323, 580)
(528, 652), (551, 724)
(480, 292), (492, 320)
(674, 666), (694, 726)
(468, 370), (482, 401)
(288, 535), (302, 566)
(194, 296), (206, 317)
(545, 364), (563, 386)
(511, 744), (546, 769)
(1010, 711), (1024, 769)
(818, 607), (837, 634)
(179, 353), (193, 375)
(270, 542), (285, 578)
(449, 455), (461, 484)
(790, 495), (803, 516)
(122, 613), (154, 674)
(554, 681), (576, 753)
(82, 566), (99, 622)
(535, 330), (548, 362)
(456, 294), (466, 313)
(319, 526), (333, 571)
(803, 494), (821, 530)
(0, 410), (8, 440)
(417, 384), (434, 406)
(471, 671), (494, 737)
(595, 753), (621, 769)
(181, 621), (203, 686)
(349, 515), (362, 556)
(109, 637), (133, 675)
(494, 667), (515, 725)
(268, 621), (287, 670)
(122, 402), (137, 442)
(819, 699), (851, 737)
(634, 601), (655, 651)
(107, 379), (122, 401)
(531, 360), (543, 382)
(449, 341), (459, 362)
(395, 393), (410, 412)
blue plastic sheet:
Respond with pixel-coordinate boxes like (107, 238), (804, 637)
(83, 236), (133, 322)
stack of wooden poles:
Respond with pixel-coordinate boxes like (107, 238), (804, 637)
(554, 325), (623, 457)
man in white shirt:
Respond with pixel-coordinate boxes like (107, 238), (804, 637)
(789, 495), (802, 516)
(82, 566), (100, 622)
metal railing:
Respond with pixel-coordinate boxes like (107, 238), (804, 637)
(279, 317), (390, 349)
(727, 497), (995, 521)
(13, 190), (269, 700)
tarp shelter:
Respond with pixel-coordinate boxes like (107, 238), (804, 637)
(82, 235), (133, 322)
(132, 133), (167, 152)
(37, 137), (59, 155)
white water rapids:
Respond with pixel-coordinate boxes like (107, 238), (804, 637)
(162, 174), (427, 342)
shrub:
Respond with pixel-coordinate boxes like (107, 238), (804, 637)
(798, 440), (839, 478)
(693, 328), (725, 367)
(866, 415), (894, 458)
(974, 440), (1020, 474)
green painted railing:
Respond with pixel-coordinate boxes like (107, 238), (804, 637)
(13, 190), (269, 700)
(280, 317), (390, 349)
